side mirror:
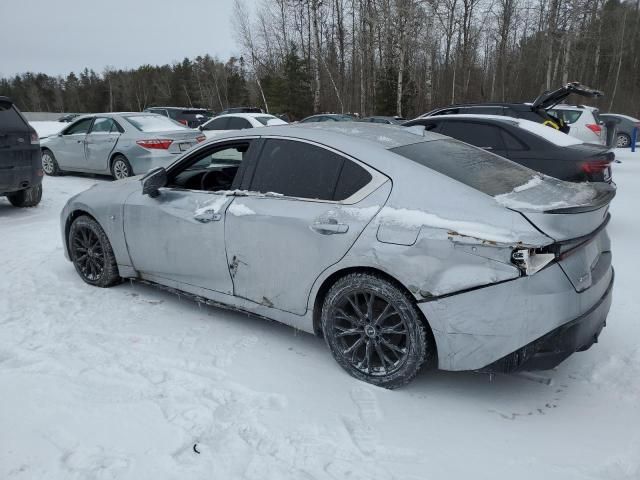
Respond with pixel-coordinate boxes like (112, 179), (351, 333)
(141, 167), (167, 198)
(198, 125), (204, 131)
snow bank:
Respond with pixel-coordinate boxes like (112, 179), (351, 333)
(30, 121), (64, 137)
(228, 203), (255, 216)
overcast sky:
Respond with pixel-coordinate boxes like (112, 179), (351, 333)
(0, 0), (241, 78)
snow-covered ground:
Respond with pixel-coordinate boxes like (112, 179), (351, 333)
(1, 151), (639, 480)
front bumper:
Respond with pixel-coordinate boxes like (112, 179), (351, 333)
(419, 259), (613, 371)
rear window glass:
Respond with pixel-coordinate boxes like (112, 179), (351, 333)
(124, 115), (187, 132)
(0, 104), (28, 130)
(390, 139), (535, 196)
(548, 109), (583, 124)
(254, 116), (286, 126)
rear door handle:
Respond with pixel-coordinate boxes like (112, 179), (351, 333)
(194, 210), (222, 223)
(311, 222), (349, 235)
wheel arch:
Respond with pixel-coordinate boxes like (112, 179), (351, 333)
(64, 209), (99, 254)
(311, 266), (431, 337)
(109, 151), (128, 168)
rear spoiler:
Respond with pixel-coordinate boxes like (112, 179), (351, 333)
(544, 184), (616, 214)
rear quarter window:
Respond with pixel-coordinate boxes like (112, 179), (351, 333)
(390, 139), (535, 196)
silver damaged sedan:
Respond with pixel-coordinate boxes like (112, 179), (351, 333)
(60, 123), (615, 388)
(41, 113), (205, 180)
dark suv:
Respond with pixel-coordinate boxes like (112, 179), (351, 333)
(0, 97), (43, 207)
(421, 82), (603, 133)
(144, 107), (213, 128)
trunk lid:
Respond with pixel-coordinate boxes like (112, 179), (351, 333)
(143, 130), (201, 154)
(532, 82), (603, 111)
(494, 175), (615, 241)
(495, 175), (614, 292)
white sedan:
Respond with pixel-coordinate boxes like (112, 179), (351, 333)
(199, 113), (288, 139)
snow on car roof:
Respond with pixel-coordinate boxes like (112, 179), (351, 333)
(429, 114), (584, 147)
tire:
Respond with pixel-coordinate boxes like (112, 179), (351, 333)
(321, 273), (434, 389)
(110, 155), (133, 180)
(616, 133), (631, 148)
(68, 215), (121, 287)
(41, 149), (61, 176)
(7, 183), (42, 207)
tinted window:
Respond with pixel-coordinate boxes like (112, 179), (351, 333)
(390, 139), (534, 196)
(501, 129), (527, 151)
(440, 121), (505, 150)
(125, 115), (186, 132)
(90, 118), (118, 133)
(203, 117), (230, 131)
(250, 139), (343, 200)
(463, 106), (504, 115)
(228, 117), (252, 129)
(334, 160), (372, 200)
(0, 104), (28, 130)
(64, 118), (93, 135)
(433, 108), (460, 116)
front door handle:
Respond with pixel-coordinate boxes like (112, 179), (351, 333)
(311, 221), (349, 235)
(194, 210), (222, 223)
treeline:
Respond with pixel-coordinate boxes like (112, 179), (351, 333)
(1, 0), (639, 120)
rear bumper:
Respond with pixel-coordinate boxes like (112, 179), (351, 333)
(419, 259), (613, 371)
(0, 150), (43, 194)
(129, 151), (181, 176)
(480, 269), (613, 373)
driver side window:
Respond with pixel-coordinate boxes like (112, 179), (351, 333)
(168, 142), (250, 192)
(202, 117), (230, 131)
(64, 118), (93, 135)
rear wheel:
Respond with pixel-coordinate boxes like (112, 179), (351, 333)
(41, 149), (61, 176)
(68, 215), (121, 287)
(616, 133), (631, 148)
(321, 273), (434, 389)
(7, 184), (42, 207)
(110, 155), (132, 180)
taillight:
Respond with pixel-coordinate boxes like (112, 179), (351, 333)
(136, 139), (173, 150)
(586, 124), (602, 136)
(177, 119), (188, 126)
(196, 135), (206, 143)
(582, 159), (610, 174)
(30, 132), (39, 144)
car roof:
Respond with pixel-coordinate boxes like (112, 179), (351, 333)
(207, 122), (441, 151)
(549, 104), (598, 111)
(601, 113), (639, 121)
(214, 113), (276, 119)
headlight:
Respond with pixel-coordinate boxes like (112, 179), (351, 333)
(511, 248), (555, 275)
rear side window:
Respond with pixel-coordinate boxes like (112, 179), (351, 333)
(440, 121), (505, 150)
(390, 139), (534, 196)
(501, 129), (528, 151)
(250, 139), (344, 200)
(0, 103), (28, 131)
(90, 117), (121, 134)
(203, 117), (230, 131)
(334, 160), (372, 200)
(228, 117), (252, 129)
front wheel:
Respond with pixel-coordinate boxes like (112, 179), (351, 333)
(68, 215), (121, 287)
(321, 273), (434, 389)
(41, 149), (61, 176)
(111, 155), (133, 180)
(616, 133), (631, 148)
(7, 184), (42, 207)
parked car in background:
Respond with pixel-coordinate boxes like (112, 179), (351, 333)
(547, 105), (606, 145)
(360, 116), (405, 124)
(403, 114), (614, 183)
(215, 107), (263, 116)
(600, 113), (640, 148)
(58, 113), (81, 123)
(420, 82), (603, 133)
(0, 96), (43, 207)
(60, 123), (615, 388)
(299, 113), (355, 123)
(40, 113), (205, 180)
(199, 113), (287, 139)
(143, 107), (213, 128)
